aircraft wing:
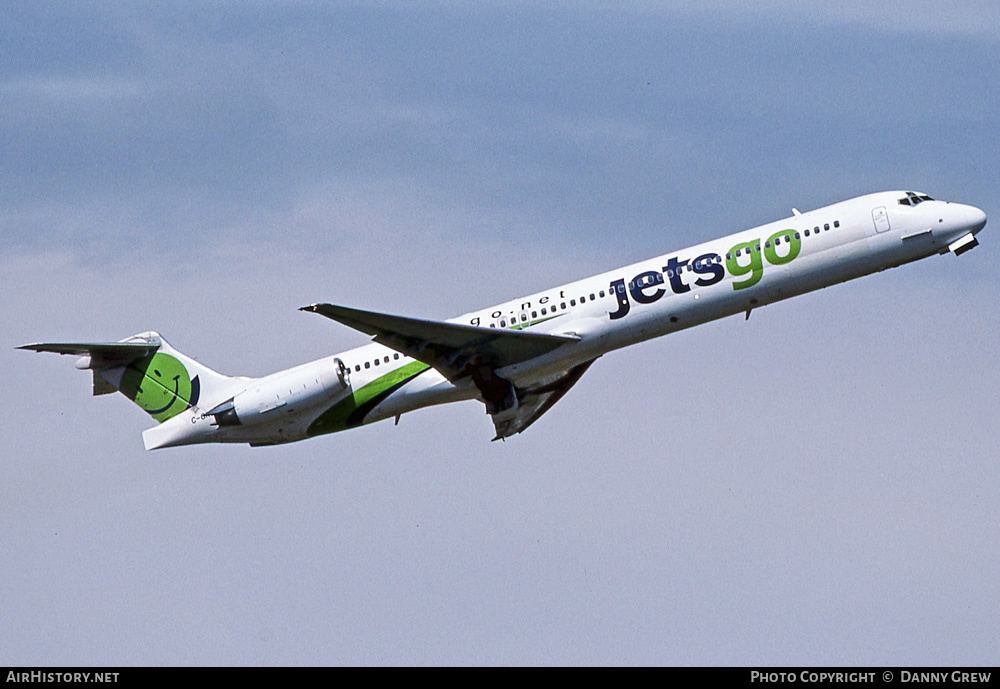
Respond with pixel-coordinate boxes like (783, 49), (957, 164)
(490, 358), (597, 440)
(301, 303), (579, 380)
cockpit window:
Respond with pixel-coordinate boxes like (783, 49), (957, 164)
(899, 191), (935, 206)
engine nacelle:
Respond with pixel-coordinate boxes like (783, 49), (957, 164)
(208, 357), (349, 427)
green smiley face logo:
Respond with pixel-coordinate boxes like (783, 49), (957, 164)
(120, 353), (194, 422)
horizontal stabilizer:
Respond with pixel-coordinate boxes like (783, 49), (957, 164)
(17, 340), (159, 364)
(18, 337), (162, 380)
(301, 303), (578, 379)
(18, 331), (240, 426)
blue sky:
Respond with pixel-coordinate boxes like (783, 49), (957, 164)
(2, 2), (998, 665)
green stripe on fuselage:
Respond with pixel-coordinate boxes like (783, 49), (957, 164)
(307, 360), (430, 436)
(508, 313), (563, 331)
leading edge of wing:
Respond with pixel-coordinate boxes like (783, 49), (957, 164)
(300, 302), (579, 376)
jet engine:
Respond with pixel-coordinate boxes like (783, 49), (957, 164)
(208, 357), (349, 427)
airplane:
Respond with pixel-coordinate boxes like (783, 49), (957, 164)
(19, 190), (986, 450)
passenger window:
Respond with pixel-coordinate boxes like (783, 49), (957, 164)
(394, 353), (399, 360)
(600, 290), (605, 297)
(570, 299), (576, 306)
(500, 320), (506, 327)
(384, 356), (389, 364)
(561, 303), (566, 309)
(364, 362), (370, 369)
(531, 311), (537, 318)
(804, 230), (809, 237)
(355, 365), (361, 372)
(824, 224), (829, 231)
(590, 293), (595, 300)
(833, 220), (840, 228)
(374, 359), (379, 366)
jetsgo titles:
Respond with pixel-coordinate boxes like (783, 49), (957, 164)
(608, 229), (801, 320)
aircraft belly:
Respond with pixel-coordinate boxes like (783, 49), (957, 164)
(365, 372), (474, 424)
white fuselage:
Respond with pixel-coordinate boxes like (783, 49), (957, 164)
(143, 191), (987, 448)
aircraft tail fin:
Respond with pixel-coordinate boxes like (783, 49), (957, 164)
(18, 332), (239, 423)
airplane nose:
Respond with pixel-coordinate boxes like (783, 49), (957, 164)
(941, 203), (986, 256)
(968, 205), (987, 235)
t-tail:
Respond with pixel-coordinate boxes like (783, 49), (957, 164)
(18, 331), (240, 425)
